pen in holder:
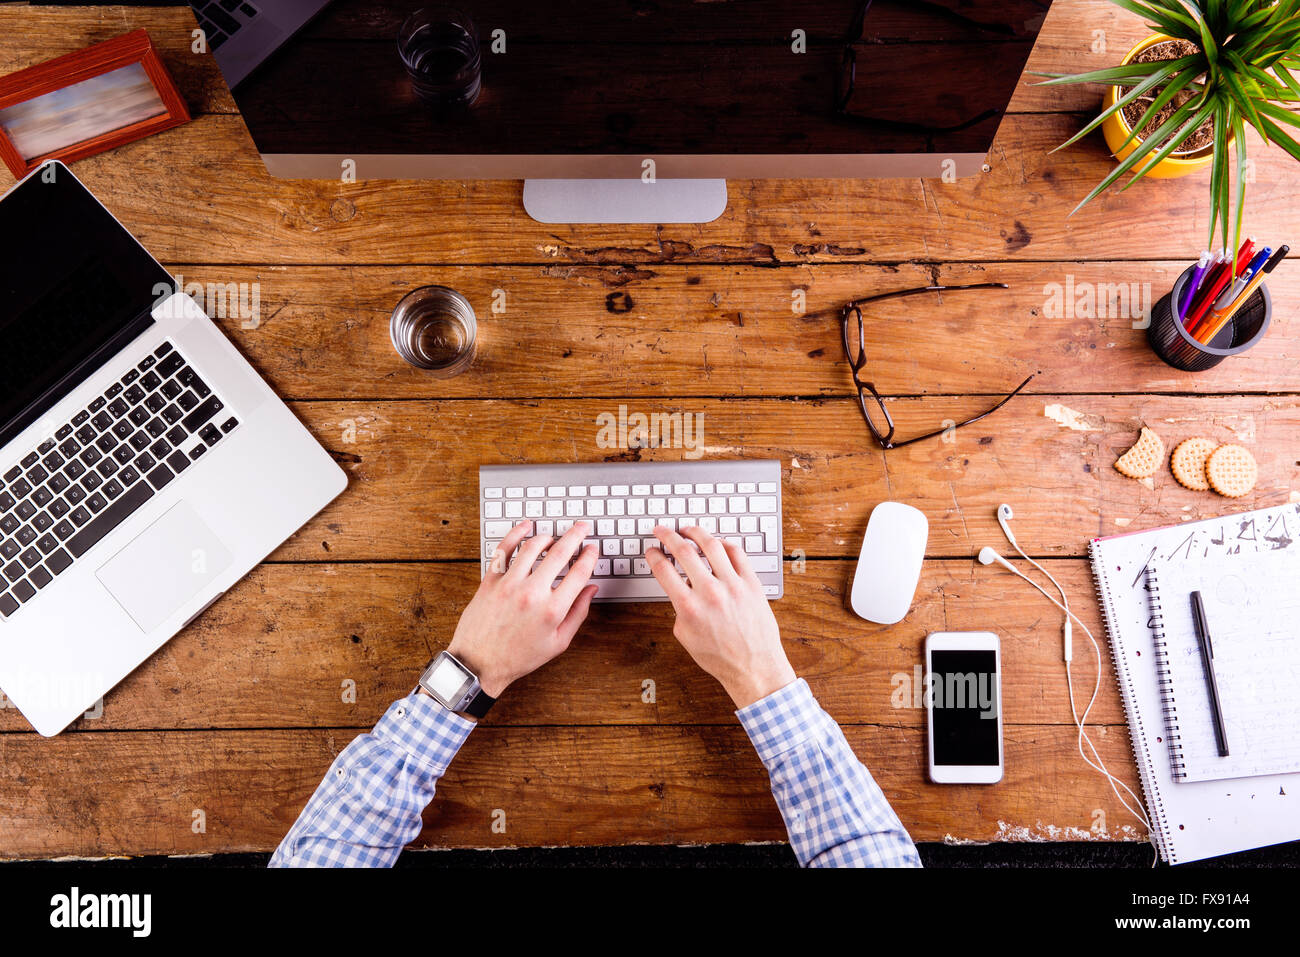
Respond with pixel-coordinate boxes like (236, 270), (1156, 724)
(1148, 265), (1271, 372)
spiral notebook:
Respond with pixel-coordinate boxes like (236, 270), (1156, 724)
(1090, 503), (1300, 864)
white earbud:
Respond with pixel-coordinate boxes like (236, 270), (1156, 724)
(978, 545), (1014, 571)
(996, 503), (1017, 546)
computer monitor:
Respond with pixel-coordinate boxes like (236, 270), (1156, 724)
(227, 0), (1052, 222)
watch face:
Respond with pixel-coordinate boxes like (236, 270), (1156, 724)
(426, 656), (474, 705)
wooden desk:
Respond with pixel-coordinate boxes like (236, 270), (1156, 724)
(1, 1), (1297, 858)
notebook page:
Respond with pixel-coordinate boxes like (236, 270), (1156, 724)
(1155, 546), (1300, 782)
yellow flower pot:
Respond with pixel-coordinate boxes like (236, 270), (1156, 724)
(1100, 33), (1221, 179)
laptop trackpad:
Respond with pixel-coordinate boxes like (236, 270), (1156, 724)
(96, 501), (234, 633)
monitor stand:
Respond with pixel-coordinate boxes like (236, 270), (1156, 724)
(522, 179), (728, 224)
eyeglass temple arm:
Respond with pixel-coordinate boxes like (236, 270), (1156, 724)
(843, 282), (1008, 313)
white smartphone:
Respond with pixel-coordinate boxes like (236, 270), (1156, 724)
(925, 631), (1004, 784)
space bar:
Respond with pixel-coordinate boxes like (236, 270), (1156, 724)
(68, 483), (155, 558)
(591, 578), (668, 600)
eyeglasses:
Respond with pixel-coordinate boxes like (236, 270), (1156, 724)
(840, 283), (1036, 450)
(834, 0), (1002, 137)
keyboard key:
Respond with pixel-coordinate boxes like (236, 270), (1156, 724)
(71, 410), (90, 427)
(161, 404), (183, 425)
(146, 463), (175, 490)
(200, 423), (221, 446)
(20, 452), (38, 469)
(749, 555), (780, 573)
(483, 487), (502, 499)
(67, 482), (154, 558)
(105, 383), (123, 400)
(2, 466), (19, 483)
(758, 482), (778, 493)
(129, 406), (150, 426)
(166, 425), (188, 446)
(48, 497), (69, 518)
(69, 506), (91, 527)
(112, 420), (132, 440)
(157, 351), (184, 377)
(145, 417), (166, 438)
(141, 370), (161, 390)
(87, 493), (107, 513)
(178, 390), (200, 412)
(182, 371), (211, 399)
(103, 479), (124, 500)
(220, 416), (239, 433)
(120, 466), (140, 486)
(53, 520), (74, 540)
(3, 561), (23, 583)
(65, 484), (86, 504)
(154, 341), (174, 359)
(46, 548), (72, 575)
(12, 579), (35, 603)
(35, 533), (57, 555)
(20, 547), (41, 569)
(122, 370), (141, 387)
(166, 450), (191, 474)
(0, 593), (17, 617)
(160, 380), (181, 400)
(108, 398), (130, 418)
(146, 394), (166, 413)
(88, 397), (106, 413)
(189, 445), (207, 461)
(0, 540), (17, 560)
(748, 496), (778, 512)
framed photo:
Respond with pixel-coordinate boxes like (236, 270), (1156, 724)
(0, 29), (189, 178)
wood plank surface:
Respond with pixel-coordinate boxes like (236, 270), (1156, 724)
(0, 560), (1123, 731)
(0, 723), (1143, 859)
(2, 0), (1296, 857)
(181, 261), (1300, 400)
(265, 397), (1299, 563)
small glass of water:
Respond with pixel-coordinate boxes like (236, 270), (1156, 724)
(397, 6), (483, 108)
(390, 285), (477, 377)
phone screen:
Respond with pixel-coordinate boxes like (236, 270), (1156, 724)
(930, 649), (1000, 766)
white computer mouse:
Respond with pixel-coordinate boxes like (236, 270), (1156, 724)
(850, 502), (929, 624)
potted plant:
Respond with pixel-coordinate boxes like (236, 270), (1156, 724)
(1038, 0), (1300, 251)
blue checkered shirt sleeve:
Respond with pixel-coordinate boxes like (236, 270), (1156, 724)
(269, 692), (474, 867)
(737, 678), (921, 868)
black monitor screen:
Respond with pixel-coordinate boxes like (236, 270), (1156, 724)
(234, 0), (1050, 164)
(0, 167), (170, 449)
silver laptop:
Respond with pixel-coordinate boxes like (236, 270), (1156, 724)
(0, 162), (346, 735)
(192, 0), (332, 89)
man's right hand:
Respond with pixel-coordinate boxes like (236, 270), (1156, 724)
(646, 525), (796, 709)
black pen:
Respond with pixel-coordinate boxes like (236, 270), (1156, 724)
(1191, 591), (1229, 757)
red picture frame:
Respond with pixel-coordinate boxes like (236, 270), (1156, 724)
(0, 29), (190, 178)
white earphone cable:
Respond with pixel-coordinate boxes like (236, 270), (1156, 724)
(984, 511), (1157, 863)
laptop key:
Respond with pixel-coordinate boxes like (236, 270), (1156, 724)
(166, 450), (191, 474)
(146, 463), (175, 491)
(161, 380), (182, 400)
(108, 398), (129, 418)
(37, 439), (55, 455)
(16, 500), (35, 520)
(20, 547), (41, 569)
(166, 425), (188, 446)
(53, 520), (74, 540)
(20, 452), (38, 469)
(65, 484), (86, 505)
(0, 540), (17, 560)
(157, 352), (184, 377)
(0, 514), (17, 534)
(70, 506), (91, 527)
(129, 407), (150, 426)
(220, 416), (239, 433)
(145, 417), (166, 438)
(32, 512), (52, 533)
(0, 491), (12, 512)
(114, 445), (134, 465)
(183, 396), (225, 433)
(134, 453), (156, 473)
(154, 341), (174, 359)
(145, 393), (166, 413)
(112, 420), (132, 440)
(104, 479), (124, 501)
(67, 482), (154, 559)
(139, 355), (157, 372)
(15, 526), (36, 545)
(162, 404), (183, 425)
(91, 411), (112, 431)
(87, 493), (107, 514)
(28, 566), (52, 590)
(55, 424), (73, 440)
(36, 533), (57, 555)
(49, 498), (69, 518)
(71, 411), (90, 427)
(12, 580), (35, 603)
(150, 439), (171, 459)
(89, 397), (106, 413)
(4, 561), (23, 583)
(178, 390), (200, 412)
(200, 423), (222, 446)
(46, 549), (72, 576)
(120, 466), (140, 486)
(122, 369), (140, 387)
(141, 371), (161, 391)
(75, 424), (96, 444)
(0, 593), (17, 617)
(2, 466), (20, 483)
(105, 383), (123, 400)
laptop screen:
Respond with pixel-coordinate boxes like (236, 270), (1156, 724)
(0, 165), (172, 450)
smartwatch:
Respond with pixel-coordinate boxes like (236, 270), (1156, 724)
(417, 651), (496, 718)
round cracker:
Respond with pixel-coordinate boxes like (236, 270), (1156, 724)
(1170, 437), (1217, 491)
(1114, 426), (1164, 480)
(1205, 444), (1258, 498)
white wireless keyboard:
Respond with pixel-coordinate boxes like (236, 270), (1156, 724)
(479, 460), (783, 601)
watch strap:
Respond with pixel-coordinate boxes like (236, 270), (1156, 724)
(461, 687), (496, 718)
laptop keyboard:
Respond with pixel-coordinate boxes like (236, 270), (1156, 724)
(194, 0), (261, 51)
(0, 341), (239, 620)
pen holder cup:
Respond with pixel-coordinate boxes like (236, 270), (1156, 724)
(1148, 265), (1271, 372)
